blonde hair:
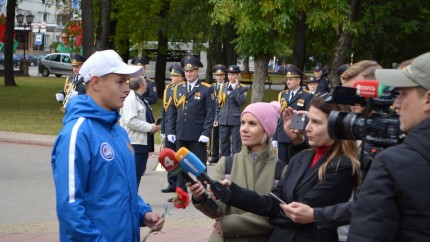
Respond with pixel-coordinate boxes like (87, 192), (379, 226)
(310, 97), (361, 189)
(341, 60), (381, 81)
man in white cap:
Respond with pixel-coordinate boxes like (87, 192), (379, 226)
(51, 50), (164, 241)
(348, 52), (430, 241)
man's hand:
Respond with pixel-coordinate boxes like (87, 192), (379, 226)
(69, 90), (78, 99)
(151, 124), (161, 133)
(56, 93), (65, 102)
(167, 134), (176, 143)
(280, 202), (315, 224)
(198, 135), (209, 143)
(144, 211), (165, 231)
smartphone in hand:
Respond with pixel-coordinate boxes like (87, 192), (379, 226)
(269, 192), (287, 204)
(155, 118), (162, 125)
(290, 113), (308, 131)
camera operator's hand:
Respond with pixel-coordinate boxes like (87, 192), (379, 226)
(283, 108), (306, 145)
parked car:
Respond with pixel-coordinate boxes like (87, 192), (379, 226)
(0, 53), (21, 67)
(27, 54), (45, 66)
(40, 53), (73, 77)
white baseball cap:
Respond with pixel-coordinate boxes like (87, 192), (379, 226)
(79, 50), (143, 83)
(376, 52), (430, 90)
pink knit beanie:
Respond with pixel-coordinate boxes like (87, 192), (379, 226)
(241, 101), (281, 138)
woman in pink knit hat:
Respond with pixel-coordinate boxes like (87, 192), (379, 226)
(212, 96), (361, 242)
(188, 101), (287, 242)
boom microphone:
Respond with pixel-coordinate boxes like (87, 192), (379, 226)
(158, 148), (218, 209)
(175, 147), (232, 203)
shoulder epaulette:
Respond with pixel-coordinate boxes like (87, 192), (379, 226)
(200, 82), (211, 87)
(239, 83), (247, 88)
(146, 77), (155, 83)
(278, 91), (287, 102)
(302, 89), (311, 94)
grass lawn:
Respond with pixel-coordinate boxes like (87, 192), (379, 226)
(0, 77), (280, 143)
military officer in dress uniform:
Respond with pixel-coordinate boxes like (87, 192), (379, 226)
(165, 55), (215, 186)
(272, 64), (313, 164)
(55, 53), (86, 108)
(208, 64), (228, 163)
(216, 65), (248, 156)
(306, 76), (324, 96)
(313, 63), (331, 94)
(160, 64), (185, 193)
(132, 57), (158, 104)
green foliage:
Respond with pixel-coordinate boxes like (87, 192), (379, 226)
(352, 0), (430, 66)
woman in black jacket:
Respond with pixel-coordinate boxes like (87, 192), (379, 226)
(218, 96), (361, 242)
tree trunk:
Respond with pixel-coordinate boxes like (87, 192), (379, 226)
(330, 31), (352, 85)
(107, 5), (118, 50)
(206, 24), (224, 83)
(155, 31), (168, 99)
(223, 24), (237, 67)
(251, 56), (270, 103)
(4, 0), (17, 86)
(329, 0), (359, 84)
(82, 0), (94, 57)
(291, 12), (307, 71)
(95, 0), (111, 51)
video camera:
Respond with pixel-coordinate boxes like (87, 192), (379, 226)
(327, 80), (402, 148)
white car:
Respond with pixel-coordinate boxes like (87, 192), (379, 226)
(40, 53), (73, 77)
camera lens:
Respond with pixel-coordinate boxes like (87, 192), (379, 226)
(328, 111), (363, 140)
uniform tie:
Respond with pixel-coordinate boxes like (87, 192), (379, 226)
(188, 84), (192, 93)
(228, 85), (233, 91)
(289, 91), (295, 102)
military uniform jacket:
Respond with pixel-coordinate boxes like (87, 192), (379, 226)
(161, 83), (175, 134)
(273, 87), (313, 143)
(166, 80), (215, 141)
(63, 74), (86, 96)
(316, 76), (331, 94)
(210, 82), (224, 119)
(216, 83), (248, 126)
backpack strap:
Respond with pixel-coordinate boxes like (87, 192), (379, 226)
(274, 160), (287, 187)
(224, 155), (234, 180)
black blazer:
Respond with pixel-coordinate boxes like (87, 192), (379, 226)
(227, 149), (355, 242)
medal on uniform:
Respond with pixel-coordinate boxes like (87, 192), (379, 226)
(195, 92), (201, 100)
(297, 99), (305, 107)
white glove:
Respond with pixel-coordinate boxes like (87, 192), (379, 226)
(69, 90), (78, 99)
(272, 140), (278, 149)
(198, 135), (209, 143)
(167, 134), (176, 143)
(56, 93), (65, 102)
(160, 133), (166, 140)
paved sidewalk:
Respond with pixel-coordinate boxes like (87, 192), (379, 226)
(0, 131), (215, 242)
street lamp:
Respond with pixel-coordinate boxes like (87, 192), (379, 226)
(16, 13), (34, 59)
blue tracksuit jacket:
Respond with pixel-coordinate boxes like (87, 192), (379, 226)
(51, 95), (152, 241)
